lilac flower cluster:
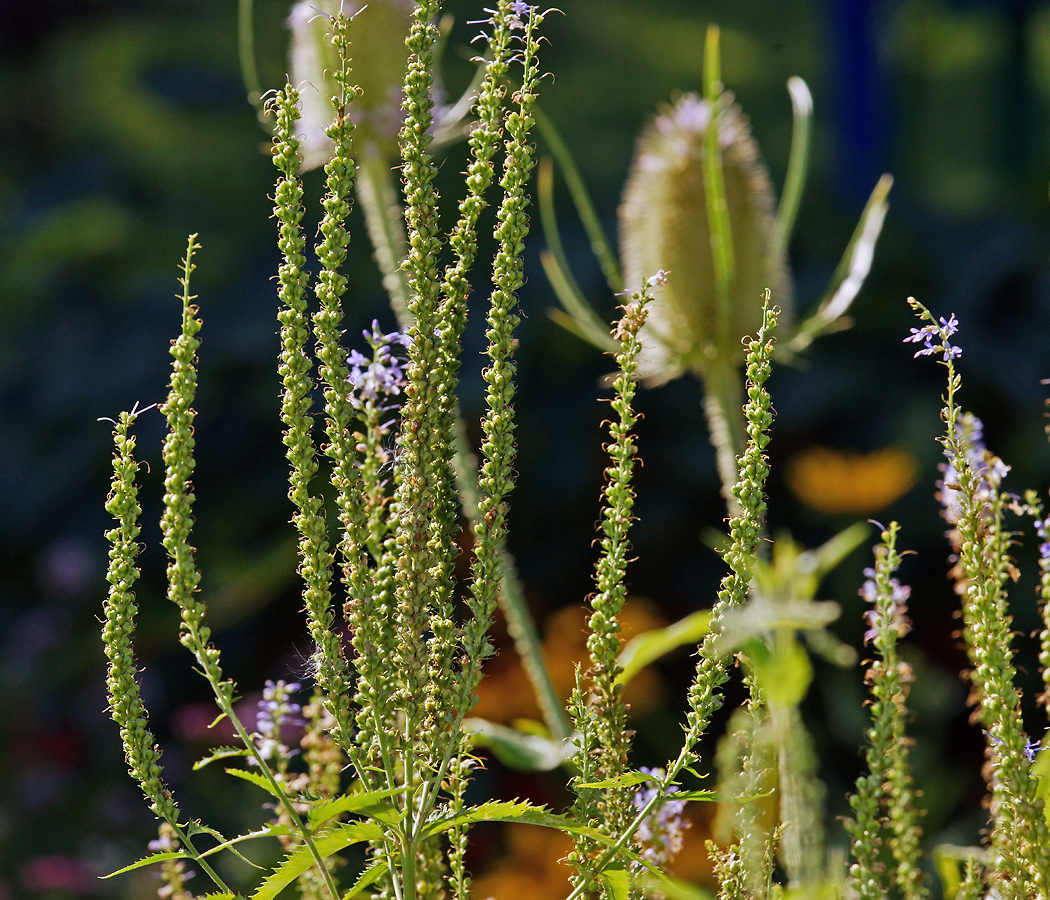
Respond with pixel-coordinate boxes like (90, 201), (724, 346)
(985, 728), (1047, 763)
(903, 313), (961, 362)
(938, 414), (1010, 524)
(631, 767), (689, 867)
(859, 567), (911, 645)
(469, 1), (533, 46)
(254, 680), (303, 764)
(346, 321), (412, 410)
(1035, 517), (1050, 562)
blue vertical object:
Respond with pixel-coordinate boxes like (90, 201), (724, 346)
(827, 0), (888, 204)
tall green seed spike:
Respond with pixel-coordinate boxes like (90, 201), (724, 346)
(674, 298), (776, 766)
(392, 0), (446, 736)
(267, 85), (348, 753)
(587, 291), (650, 832)
(160, 236), (227, 692)
(465, 3), (546, 697)
(909, 298), (1050, 897)
(427, 6), (517, 722)
(309, 8), (370, 761)
(847, 523), (925, 899)
(102, 406), (179, 824)
(568, 284), (653, 896)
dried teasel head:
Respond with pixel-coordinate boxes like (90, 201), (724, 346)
(287, 0), (414, 170)
(619, 93), (792, 383)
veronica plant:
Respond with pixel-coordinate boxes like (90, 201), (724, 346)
(101, 3), (1050, 900)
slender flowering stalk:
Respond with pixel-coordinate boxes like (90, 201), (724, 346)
(407, 3), (550, 871)
(160, 236), (339, 899)
(564, 300), (779, 900)
(673, 297), (777, 775)
(846, 522), (925, 900)
(907, 298), (1050, 898)
(160, 237), (226, 698)
(568, 276), (655, 895)
(101, 403), (178, 825)
(344, 324), (410, 784)
(266, 84), (353, 779)
(309, 6), (364, 758)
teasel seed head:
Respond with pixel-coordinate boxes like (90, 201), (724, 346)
(619, 93), (792, 383)
(287, 0), (414, 169)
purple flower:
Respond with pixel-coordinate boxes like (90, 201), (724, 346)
(631, 767), (689, 867)
(347, 322), (411, 409)
(1035, 518), (1050, 561)
(903, 314), (961, 363)
(253, 680), (303, 764)
(859, 566), (911, 645)
(469, 1), (533, 45)
(937, 414), (1010, 524)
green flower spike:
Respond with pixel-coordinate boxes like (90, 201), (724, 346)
(308, 7), (371, 762)
(679, 298), (777, 760)
(846, 522), (925, 900)
(461, 0), (546, 724)
(160, 236), (338, 898)
(908, 298), (1050, 898)
(567, 274), (656, 895)
(101, 402), (177, 825)
(266, 84), (355, 762)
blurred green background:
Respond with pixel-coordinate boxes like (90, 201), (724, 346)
(3, 0), (1050, 895)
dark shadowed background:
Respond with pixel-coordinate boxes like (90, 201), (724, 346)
(3, 0), (1050, 895)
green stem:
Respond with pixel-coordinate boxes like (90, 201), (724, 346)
(168, 822), (233, 894)
(196, 665), (341, 899)
(238, 0), (263, 114)
(703, 356), (746, 515)
(357, 148), (412, 325)
(702, 25), (736, 350)
(562, 785), (667, 900)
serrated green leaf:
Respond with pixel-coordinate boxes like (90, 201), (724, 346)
(464, 717), (569, 771)
(420, 800), (621, 849)
(616, 611), (710, 686)
(103, 851), (191, 878)
(225, 767), (285, 799)
(308, 786), (404, 829)
(197, 893), (239, 900)
(190, 824), (292, 862)
(252, 823), (387, 900)
(187, 821), (228, 842)
(195, 746), (251, 770)
(575, 771), (651, 790)
(599, 867), (630, 900)
(341, 860), (388, 898)
(674, 787), (774, 804)
(635, 872), (717, 900)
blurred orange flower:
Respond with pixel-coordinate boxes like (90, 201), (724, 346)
(472, 598), (668, 724)
(785, 446), (918, 515)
